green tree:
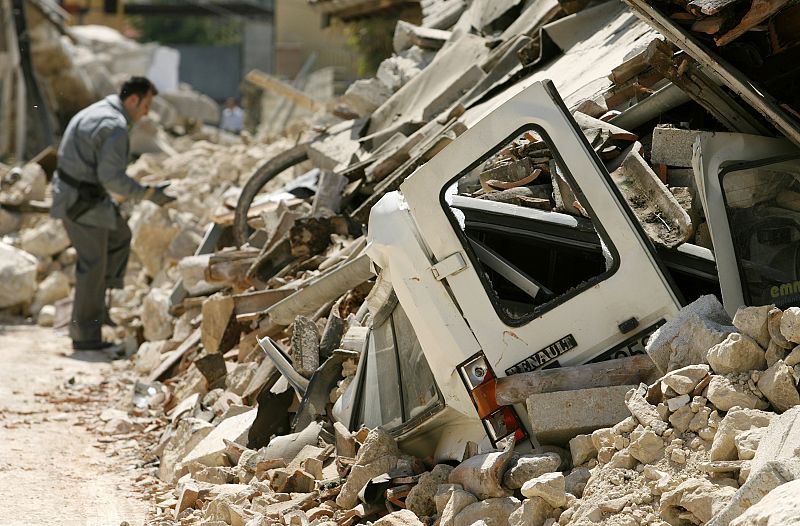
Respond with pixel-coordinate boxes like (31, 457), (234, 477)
(129, 15), (242, 45)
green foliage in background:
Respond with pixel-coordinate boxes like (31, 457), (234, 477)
(130, 16), (242, 45)
(342, 16), (397, 77)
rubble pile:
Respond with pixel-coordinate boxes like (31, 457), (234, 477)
(1, 0), (799, 524)
(127, 298), (800, 526)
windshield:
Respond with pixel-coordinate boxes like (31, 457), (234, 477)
(721, 157), (800, 309)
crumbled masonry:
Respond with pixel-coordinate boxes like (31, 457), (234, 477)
(1, 0), (799, 524)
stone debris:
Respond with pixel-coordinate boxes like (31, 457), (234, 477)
(2, 1), (799, 525)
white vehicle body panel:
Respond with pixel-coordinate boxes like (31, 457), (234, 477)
(692, 133), (800, 315)
(399, 81), (681, 375)
(367, 80), (684, 448)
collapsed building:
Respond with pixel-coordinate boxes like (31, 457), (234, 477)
(1, 0), (800, 524)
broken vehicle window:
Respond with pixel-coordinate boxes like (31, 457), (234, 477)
(356, 302), (441, 430)
(721, 157), (800, 309)
(443, 129), (616, 325)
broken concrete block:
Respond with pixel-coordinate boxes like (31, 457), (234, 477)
(502, 453), (561, 490)
(520, 472), (566, 508)
(628, 427), (664, 464)
(393, 20), (450, 53)
(201, 293), (235, 354)
(307, 123), (362, 172)
(448, 446), (514, 500)
(734, 427), (764, 461)
(564, 468), (591, 498)
(710, 407), (774, 461)
(142, 287), (173, 342)
(373, 509), (424, 526)
(177, 482), (200, 513)
(130, 201), (180, 278)
(0, 208), (21, 236)
(733, 305), (773, 350)
(729, 479), (800, 526)
(508, 496), (557, 526)
(291, 316), (320, 378)
(781, 307), (800, 344)
(261, 421), (323, 464)
(31, 270), (70, 315)
(757, 360), (800, 413)
(334, 421), (357, 458)
(1, 162), (47, 205)
(661, 364), (711, 395)
(0, 242), (38, 308)
(707, 460), (800, 526)
(336, 454), (398, 509)
(767, 308), (795, 350)
(225, 362), (257, 397)
(650, 126), (712, 168)
(159, 417), (215, 482)
(135, 340), (170, 375)
(338, 78), (393, 118)
(626, 387), (668, 435)
(527, 385), (636, 444)
(647, 295), (735, 373)
(751, 406), (800, 474)
(659, 477), (736, 525)
(568, 434), (597, 467)
(439, 488), (478, 526)
(179, 409), (256, 470)
(406, 464), (454, 517)
(20, 219), (71, 258)
(786, 345), (800, 367)
(707, 333), (767, 374)
(452, 497), (521, 526)
(179, 254), (224, 296)
(707, 374), (769, 412)
(37, 304), (56, 327)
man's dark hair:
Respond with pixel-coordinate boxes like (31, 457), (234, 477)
(119, 76), (158, 101)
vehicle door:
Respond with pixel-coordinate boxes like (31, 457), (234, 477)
(693, 132), (800, 314)
(399, 80), (683, 382)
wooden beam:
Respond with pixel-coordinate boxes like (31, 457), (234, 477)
(494, 354), (659, 405)
(245, 70), (324, 113)
(644, 39), (770, 135)
(148, 328), (201, 383)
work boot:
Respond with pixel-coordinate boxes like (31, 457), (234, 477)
(72, 339), (125, 358)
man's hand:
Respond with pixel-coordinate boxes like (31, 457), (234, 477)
(145, 181), (176, 206)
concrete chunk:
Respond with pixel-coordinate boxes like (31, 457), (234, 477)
(651, 125), (712, 167)
(733, 305), (773, 349)
(757, 360), (800, 413)
(710, 407), (773, 461)
(179, 409), (256, 470)
(707, 333), (767, 374)
(646, 295), (734, 373)
(201, 293), (235, 354)
(20, 219), (70, 258)
(526, 384), (636, 445)
(0, 243), (37, 309)
(291, 316), (320, 378)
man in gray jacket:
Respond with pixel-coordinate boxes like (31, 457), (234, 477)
(52, 76), (174, 351)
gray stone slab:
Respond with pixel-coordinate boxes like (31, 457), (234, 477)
(526, 384), (636, 445)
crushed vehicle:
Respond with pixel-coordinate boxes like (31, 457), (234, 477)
(240, 0), (800, 463)
(325, 79), (798, 461)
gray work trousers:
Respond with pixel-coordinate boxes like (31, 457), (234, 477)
(62, 209), (131, 343)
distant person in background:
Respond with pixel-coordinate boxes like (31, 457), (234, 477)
(220, 97), (244, 134)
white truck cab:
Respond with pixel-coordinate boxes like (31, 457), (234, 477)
(334, 80), (800, 461)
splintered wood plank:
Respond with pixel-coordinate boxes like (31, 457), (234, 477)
(687, 0), (744, 16)
(148, 327), (201, 383)
(715, 0), (790, 46)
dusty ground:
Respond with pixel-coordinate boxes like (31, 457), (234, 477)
(0, 321), (151, 526)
